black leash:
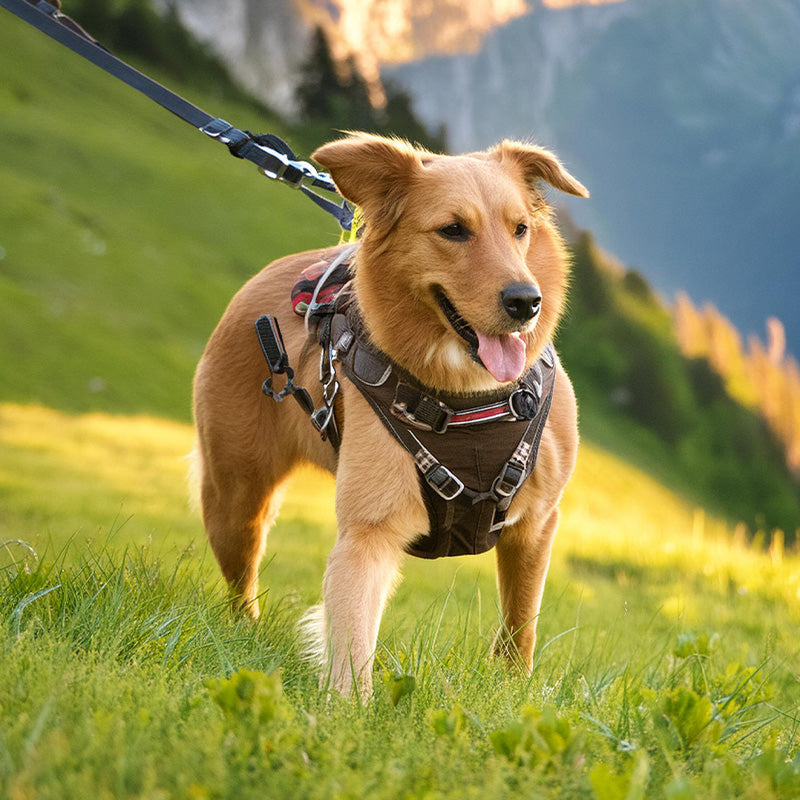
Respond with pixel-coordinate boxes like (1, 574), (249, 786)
(0, 0), (354, 230)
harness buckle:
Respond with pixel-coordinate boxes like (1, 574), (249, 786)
(311, 404), (335, 435)
(492, 462), (526, 498)
(415, 449), (464, 500)
(425, 465), (465, 501)
(393, 385), (453, 433)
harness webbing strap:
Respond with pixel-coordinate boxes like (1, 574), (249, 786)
(1, 0), (354, 230)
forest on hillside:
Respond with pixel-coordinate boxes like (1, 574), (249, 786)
(675, 297), (800, 476)
(557, 234), (800, 540)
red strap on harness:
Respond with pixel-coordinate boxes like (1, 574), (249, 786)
(448, 401), (512, 426)
(291, 258), (350, 316)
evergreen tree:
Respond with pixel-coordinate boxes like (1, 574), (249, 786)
(296, 27), (341, 122)
(296, 26), (446, 150)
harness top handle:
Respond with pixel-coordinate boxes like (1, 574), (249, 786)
(1, 0), (355, 231)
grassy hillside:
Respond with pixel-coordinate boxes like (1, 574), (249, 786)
(3, 10), (799, 535)
(0, 12), (335, 419)
(1, 402), (799, 797)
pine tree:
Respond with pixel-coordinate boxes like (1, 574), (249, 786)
(296, 27), (341, 122)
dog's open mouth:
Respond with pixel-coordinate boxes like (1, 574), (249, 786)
(435, 291), (527, 384)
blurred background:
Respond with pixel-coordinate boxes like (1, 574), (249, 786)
(2, 0), (799, 541)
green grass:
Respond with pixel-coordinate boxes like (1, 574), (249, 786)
(0, 13), (336, 420)
(1, 403), (799, 798)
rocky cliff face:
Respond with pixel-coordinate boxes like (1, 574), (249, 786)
(157, 0), (311, 114)
(160, 0), (625, 112)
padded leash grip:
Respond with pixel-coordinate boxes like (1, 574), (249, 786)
(255, 314), (290, 374)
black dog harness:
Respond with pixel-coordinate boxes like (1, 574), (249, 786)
(256, 254), (557, 559)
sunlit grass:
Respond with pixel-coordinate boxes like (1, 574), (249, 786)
(2, 402), (799, 797)
(2, 401), (798, 656)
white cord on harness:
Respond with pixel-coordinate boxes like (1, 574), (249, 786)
(304, 244), (358, 335)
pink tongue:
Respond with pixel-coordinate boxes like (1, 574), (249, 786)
(476, 331), (527, 383)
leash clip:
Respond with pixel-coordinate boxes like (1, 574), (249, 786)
(259, 150), (292, 183)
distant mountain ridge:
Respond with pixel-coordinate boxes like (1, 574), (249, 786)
(158, 0), (627, 110)
(387, 0), (800, 356)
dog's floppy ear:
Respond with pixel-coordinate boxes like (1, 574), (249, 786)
(312, 133), (423, 210)
(498, 140), (589, 198)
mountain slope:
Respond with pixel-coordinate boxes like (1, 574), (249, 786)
(2, 9), (798, 534)
(0, 12), (334, 419)
(388, 0), (800, 358)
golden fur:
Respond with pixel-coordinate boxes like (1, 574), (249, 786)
(192, 133), (588, 697)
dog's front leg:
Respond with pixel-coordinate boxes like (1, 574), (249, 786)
(315, 395), (427, 699)
(494, 507), (560, 672)
(321, 530), (404, 698)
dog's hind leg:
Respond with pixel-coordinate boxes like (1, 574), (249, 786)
(200, 461), (290, 619)
(493, 507), (560, 671)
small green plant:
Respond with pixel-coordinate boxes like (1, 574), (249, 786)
(383, 671), (416, 707)
(490, 705), (586, 769)
(653, 685), (722, 751)
(204, 668), (292, 727)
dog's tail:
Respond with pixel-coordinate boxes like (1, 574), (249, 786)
(298, 603), (329, 666)
(185, 444), (203, 515)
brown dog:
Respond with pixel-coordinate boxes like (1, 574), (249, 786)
(193, 133), (587, 696)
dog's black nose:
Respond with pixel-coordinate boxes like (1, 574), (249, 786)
(501, 283), (542, 322)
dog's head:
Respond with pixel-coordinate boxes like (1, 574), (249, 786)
(313, 133), (588, 394)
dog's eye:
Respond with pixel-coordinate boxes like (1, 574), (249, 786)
(439, 222), (470, 241)
(514, 222), (529, 238)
